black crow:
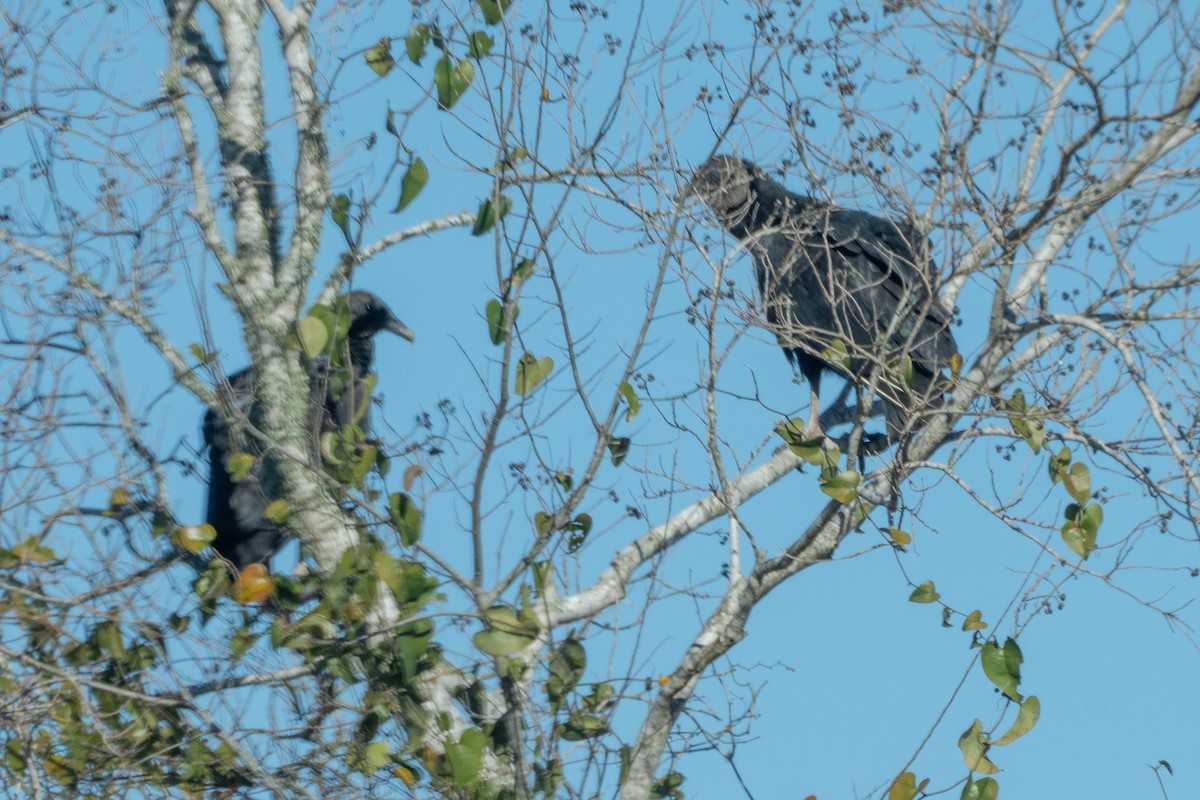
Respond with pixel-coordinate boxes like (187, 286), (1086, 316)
(202, 291), (414, 570)
(685, 155), (958, 442)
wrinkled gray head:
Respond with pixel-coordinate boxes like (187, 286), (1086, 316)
(682, 154), (764, 224)
(345, 290), (415, 342)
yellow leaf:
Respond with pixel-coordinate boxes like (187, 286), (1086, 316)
(958, 719), (999, 774)
(233, 564), (275, 604)
(992, 695), (1040, 746)
(887, 772), (929, 800)
(962, 609), (988, 631)
(105, 486), (131, 516)
(394, 765), (418, 788)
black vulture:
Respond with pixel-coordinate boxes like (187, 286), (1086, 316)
(685, 155), (958, 442)
(202, 291), (414, 570)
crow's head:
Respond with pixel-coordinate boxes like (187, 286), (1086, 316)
(681, 154), (766, 225)
(345, 291), (415, 343)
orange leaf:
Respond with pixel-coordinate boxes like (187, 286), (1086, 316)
(233, 564), (274, 604)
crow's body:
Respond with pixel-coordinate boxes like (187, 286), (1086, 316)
(687, 155), (958, 441)
(202, 292), (413, 569)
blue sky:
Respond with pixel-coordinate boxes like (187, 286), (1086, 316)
(3, 0), (1199, 797)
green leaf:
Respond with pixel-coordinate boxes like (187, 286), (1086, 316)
(193, 561), (231, 607)
(188, 343), (217, 365)
(534, 512), (554, 537)
(331, 193), (353, 245)
(364, 41), (394, 77)
(557, 712), (608, 741)
(307, 301), (353, 355)
(230, 625), (257, 660)
(894, 353), (915, 389)
(618, 381), (641, 421)
(583, 682), (614, 712)
(821, 339), (851, 370)
(962, 610), (988, 632)
(511, 257), (536, 283)
(472, 193), (513, 235)
(395, 619), (434, 678)
(350, 741), (391, 777)
(434, 56), (475, 110)
(517, 584), (541, 630)
(486, 298), (518, 345)
(515, 353), (553, 395)
(405, 24), (430, 65)
(909, 580), (940, 604)
(499, 148), (530, 173)
(885, 528), (911, 546)
(980, 637), (1023, 702)
(819, 469), (860, 503)
(476, 0), (511, 25)
(485, 298), (504, 344)
(472, 627), (533, 657)
(532, 561), (553, 593)
(607, 436), (630, 467)
(1080, 502), (1103, 536)
(1061, 520), (1094, 559)
(546, 638), (586, 707)
(1048, 447), (1071, 484)
(473, 605), (537, 656)
(264, 500), (290, 524)
(388, 493), (422, 547)
(297, 315), (329, 359)
(445, 728), (485, 786)
(565, 513), (592, 553)
(650, 771), (685, 799)
(1024, 418), (1046, 453)
(1062, 462), (1091, 504)
(960, 777), (1000, 800)
(957, 719), (999, 775)
(1062, 502), (1101, 559)
(776, 417), (807, 445)
(1005, 388), (1045, 454)
(394, 158), (429, 213)
(172, 524), (216, 555)
(992, 695), (1040, 746)
(5, 539), (54, 566)
(468, 31), (495, 59)
(776, 419), (837, 465)
(225, 453), (255, 483)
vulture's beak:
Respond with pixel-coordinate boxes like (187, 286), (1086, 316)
(387, 315), (415, 343)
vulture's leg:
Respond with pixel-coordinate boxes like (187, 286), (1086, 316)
(805, 378), (822, 440)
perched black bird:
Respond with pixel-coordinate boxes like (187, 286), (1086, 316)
(685, 155), (958, 442)
(202, 291), (414, 570)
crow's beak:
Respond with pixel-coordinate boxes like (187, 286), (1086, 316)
(387, 316), (415, 342)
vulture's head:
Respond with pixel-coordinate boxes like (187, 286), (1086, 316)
(345, 291), (415, 343)
(681, 154), (765, 225)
